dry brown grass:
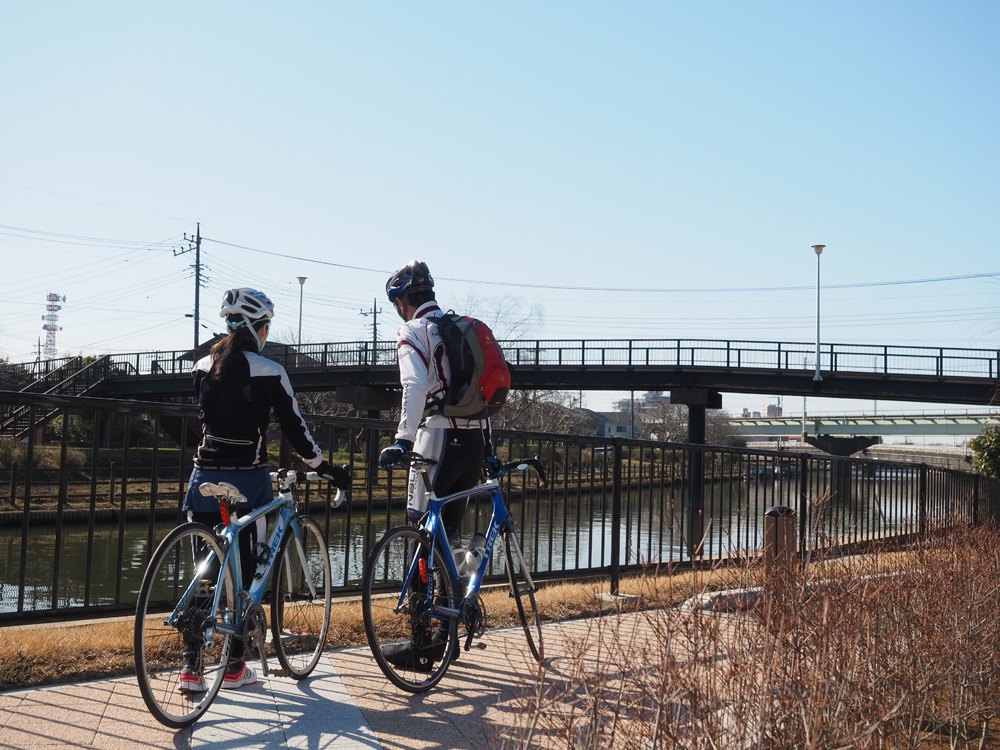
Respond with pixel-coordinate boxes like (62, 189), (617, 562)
(0, 556), (905, 694)
(0, 566), (745, 691)
(491, 523), (1000, 750)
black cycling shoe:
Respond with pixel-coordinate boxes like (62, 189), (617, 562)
(383, 630), (455, 672)
(383, 641), (438, 672)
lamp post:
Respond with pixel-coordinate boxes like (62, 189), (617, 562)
(812, 245), (824, 382)
(296, 277), (307, 347)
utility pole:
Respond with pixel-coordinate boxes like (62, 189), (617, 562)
(296, 277), (307, 347)
(813, 244), (824, 382)
(359, 298), (383, 365)
(176, 223), (203, 351)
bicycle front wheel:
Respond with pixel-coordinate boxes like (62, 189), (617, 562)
(270, 515), (332, 678)
(362, 526), (458, 692)
(504, 528), (544, 663)
(134, 522), (235, 728)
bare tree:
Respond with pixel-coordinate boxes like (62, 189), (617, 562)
(638, 399), (745, 446)
(492, 390), (594, 434)
(459, 292), (545, 341)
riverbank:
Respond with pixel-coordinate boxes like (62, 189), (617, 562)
(0, 564), (759, 692)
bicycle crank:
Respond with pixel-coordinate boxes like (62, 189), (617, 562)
(462, 595), (487, 652)
(244, 604), (270, 676)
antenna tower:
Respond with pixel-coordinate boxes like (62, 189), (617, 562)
(42, 293), (66, 360)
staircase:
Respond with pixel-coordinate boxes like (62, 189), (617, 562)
(0, 356), (111, 438)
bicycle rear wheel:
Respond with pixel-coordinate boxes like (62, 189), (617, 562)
(134, 522), (235, 728)
(504, 528), (544, 663)
(362, 526), (458, 692)
(270, 515), (332, 678)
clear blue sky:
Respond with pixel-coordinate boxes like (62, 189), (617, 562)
(2, 2), (998, 416)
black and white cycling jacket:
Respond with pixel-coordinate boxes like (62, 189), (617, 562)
(191, 346), (323, 471)
(395, 301), (489, 445)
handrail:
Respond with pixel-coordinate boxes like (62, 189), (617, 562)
(1, 387), (999, 624)
(4, 338), (999, 382)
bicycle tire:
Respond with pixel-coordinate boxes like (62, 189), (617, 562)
(504, 528), (544, 663)
(134, 522), (235, 728)
(362, 526), (458, 692)
(270, 515), (332, 678)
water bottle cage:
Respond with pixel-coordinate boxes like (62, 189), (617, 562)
(251, 543), (271, 569)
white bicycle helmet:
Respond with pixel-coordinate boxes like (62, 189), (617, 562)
(219, 288), (275, 324)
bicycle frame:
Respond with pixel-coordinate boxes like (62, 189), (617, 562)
(397, 477), (531, 622)
(162, 491), (303, 640)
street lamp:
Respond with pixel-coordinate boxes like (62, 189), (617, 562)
(297, 276), (307, 347)
(812, 245), (824, 382)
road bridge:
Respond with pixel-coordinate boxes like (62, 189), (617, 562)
(733, 411), (1000, 437)
(3, 338), (996, 407)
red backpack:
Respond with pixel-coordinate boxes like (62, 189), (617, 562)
(427, 312), (510, 420)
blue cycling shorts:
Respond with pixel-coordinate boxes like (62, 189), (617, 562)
(182, 467), (273, 514)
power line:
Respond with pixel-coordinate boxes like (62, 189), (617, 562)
(0, 181), (191, 222)
(201, 236), (1000, 294)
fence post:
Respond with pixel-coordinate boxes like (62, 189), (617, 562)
(8, 462), (16, 507)
(918, 463), (927, 539)
(764, 505), (796, 574)
(798, 454), (809, 558)
(18, 406), (37, 614)
(973, 475), (980, 527)
(109, 462), (116, 506)
(610, 438), (623, 596)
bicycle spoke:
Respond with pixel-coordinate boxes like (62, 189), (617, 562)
(134, 523), (234, 728)
(271, 516), (331, 678)
(362, 527), (458, 692)
(504, 529), (544, 663)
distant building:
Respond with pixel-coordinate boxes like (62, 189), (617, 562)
(612, 391), (669, 413)
(764, 404), (783, 417)
(591, 411), (633, 438)
(177, 335), (323, 368)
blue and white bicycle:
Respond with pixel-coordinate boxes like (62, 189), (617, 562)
(134, 468), (343, 727)
(362, 453), (547, 692)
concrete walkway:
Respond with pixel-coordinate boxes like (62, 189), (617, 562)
(0, 617), (603, 749)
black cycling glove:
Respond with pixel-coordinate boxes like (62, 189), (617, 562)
(316, 461), (351, 490)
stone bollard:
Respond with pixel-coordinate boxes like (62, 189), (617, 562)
(764, 505), (796, 574)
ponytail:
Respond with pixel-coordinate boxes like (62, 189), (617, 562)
(208, 320), (266, 382)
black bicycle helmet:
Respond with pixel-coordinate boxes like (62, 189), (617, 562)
(385, 261), (433, 304)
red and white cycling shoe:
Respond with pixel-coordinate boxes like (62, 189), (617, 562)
(221, 663), (257, 690)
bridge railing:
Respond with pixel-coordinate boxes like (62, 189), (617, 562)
(7, 339), (999, 384)
(2, 389), (999, 625)
(503, 339), (1000, 379)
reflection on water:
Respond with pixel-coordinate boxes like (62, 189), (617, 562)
(0, 472), (941, 613)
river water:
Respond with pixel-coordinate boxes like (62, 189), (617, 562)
(0, 474), (930, 614)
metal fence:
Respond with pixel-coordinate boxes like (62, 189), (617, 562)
(1, 389), (998, 624)
(9, 338), (1000, 383)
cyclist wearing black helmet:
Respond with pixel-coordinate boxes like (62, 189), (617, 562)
(178, 288), (350, 692)
(379, 261), (503, 670)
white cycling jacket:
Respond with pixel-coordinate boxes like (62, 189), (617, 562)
(394, 301), (488, 444)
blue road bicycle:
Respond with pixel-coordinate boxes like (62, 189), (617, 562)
(134, 469), (343, 727)
(362, 454), (547, 692)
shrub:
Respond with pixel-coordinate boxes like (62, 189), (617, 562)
(0, 438), (86, 469)
(971, 424), (1000, 480)
(491, 521), (1000, 750)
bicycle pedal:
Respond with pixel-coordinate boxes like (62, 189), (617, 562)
(474, 643), (487, 650)
(193, 579), (215, 597)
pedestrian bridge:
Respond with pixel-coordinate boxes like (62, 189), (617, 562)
(2, 337), (998, 419)
(733, 410), (1000, 437)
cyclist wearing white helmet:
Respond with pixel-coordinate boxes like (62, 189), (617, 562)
(179, 287), (349, 693)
